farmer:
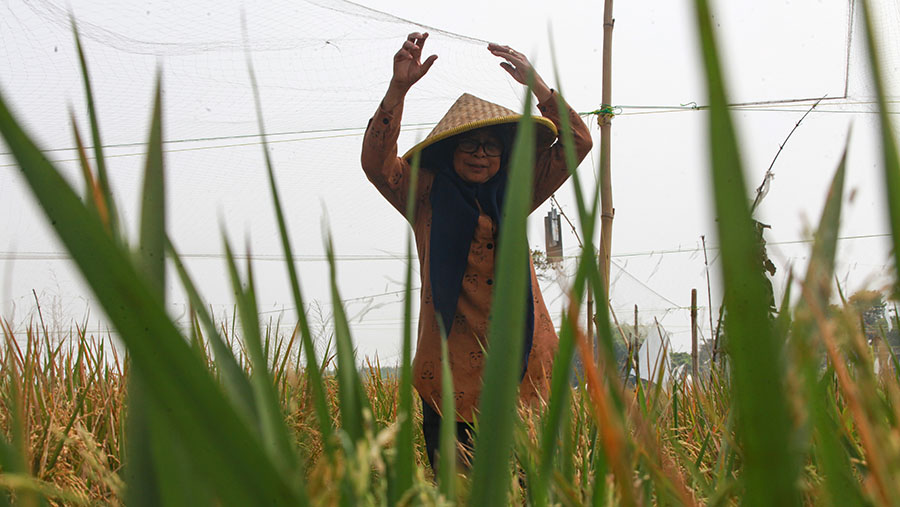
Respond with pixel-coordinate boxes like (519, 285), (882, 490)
(361, 32), (593, 469)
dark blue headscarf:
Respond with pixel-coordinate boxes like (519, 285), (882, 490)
(428, 141), (534, 379)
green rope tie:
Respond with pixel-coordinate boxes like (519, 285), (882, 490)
(584, 105), (621, 125)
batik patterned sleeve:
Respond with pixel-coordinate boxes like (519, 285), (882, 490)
(361, 99), (415, 217)
(531, 90), (594, 211)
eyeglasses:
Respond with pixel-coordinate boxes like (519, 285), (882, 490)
(456, 138), (503, 157)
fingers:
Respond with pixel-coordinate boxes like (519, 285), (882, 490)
(394, 33), (437, 85)
(422, 54), (438, 73)
(402, 40), (417, 58)
(499, 61), (525, 85)
(487, 43), (520, 58)
(403, 32), (429, 59)
(416, 32), (430, 51)
(499, 61), (516, 76)
(488, 44), (530, 76)
(397, 38), (424, 62)
(395, 46), (412, 62)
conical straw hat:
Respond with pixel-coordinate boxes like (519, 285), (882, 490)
(402, 93), (558, 162)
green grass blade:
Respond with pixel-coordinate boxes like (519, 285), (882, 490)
(558, 389), (576, 485)
(438, 338), (457, 502)
(468, 87), (536, 506)
(325, 234), (369, 444)
(243, 32), (334, 456)
(775, 271), (794, 344)
(126, 76), (183, 506)
(860, 0), (900, 298)
(222, 238), (298, 473)
(0, 87), (301, 506)
(43, 370), (95, 479)
(323, 232), (373, 507)
(1, 341), (40, 506)
(71, 18), (119, 238)
(548, 45), (634, 501)
(549, 38), (622, 398)
(392, 154), (420, 503)
(692, 0), (800, 503)
(165, 238), (257, 424)
(0, 437), (15, 507)
(512, 41), (607, 506)
(795, 145), (866, 506)
(137, 77), (166, 294)
(547, 50), (619, 397)
(516, 426), (540, 506)
(547, 37), (604, 272)
(812, 377), (867, 507)
(68, 113), (103, 217)
(803, 144), (847, 306)
(562, 144), (630, 503)
(188, 307), (207, 361)
(590, 429), (609, 507)
(533, 258), (589, 506)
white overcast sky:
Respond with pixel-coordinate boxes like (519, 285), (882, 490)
(1, 0), (898, 359)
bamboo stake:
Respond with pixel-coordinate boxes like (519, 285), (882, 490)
(598, 0), (615, 295)
(633, 304), (640, 382)
(691, 288), (699, 392)
(596, 0), (615, 370)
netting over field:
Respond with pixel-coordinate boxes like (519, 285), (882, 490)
(1, 0), (898, 361)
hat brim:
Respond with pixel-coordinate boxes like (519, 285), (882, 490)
(402, 116), (558, 162)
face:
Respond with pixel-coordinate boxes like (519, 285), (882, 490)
(452, 128), (503, 184)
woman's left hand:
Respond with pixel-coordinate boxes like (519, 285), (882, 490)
(488, 43), (552, 103)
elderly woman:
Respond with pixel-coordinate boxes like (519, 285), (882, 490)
(361, 32), (592, 469)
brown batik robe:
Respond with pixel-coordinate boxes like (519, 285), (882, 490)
(361, 91), (593, 421)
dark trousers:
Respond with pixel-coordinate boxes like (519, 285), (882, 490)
(421, 398), (475, 472)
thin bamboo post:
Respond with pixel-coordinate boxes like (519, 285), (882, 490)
(598, 0), (616, 295)
(632, 304), (640, 383)
(691, 288), (699, 391)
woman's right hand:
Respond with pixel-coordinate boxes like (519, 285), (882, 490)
(384, 32), (437, 108)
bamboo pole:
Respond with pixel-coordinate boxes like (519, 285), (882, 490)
(596, 0), (616, 366)
(691, 288), (699, 392)
(632, 304), (640, 383)
(598, 0), (616, 298)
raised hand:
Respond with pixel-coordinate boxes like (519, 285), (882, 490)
(488, 43), (552, 103)
(392, 32), (438, 91)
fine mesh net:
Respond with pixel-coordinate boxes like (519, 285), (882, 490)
(1, 0), (897, 361)
(847, 0), (900, 100)
(1, 0), (530, 358)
